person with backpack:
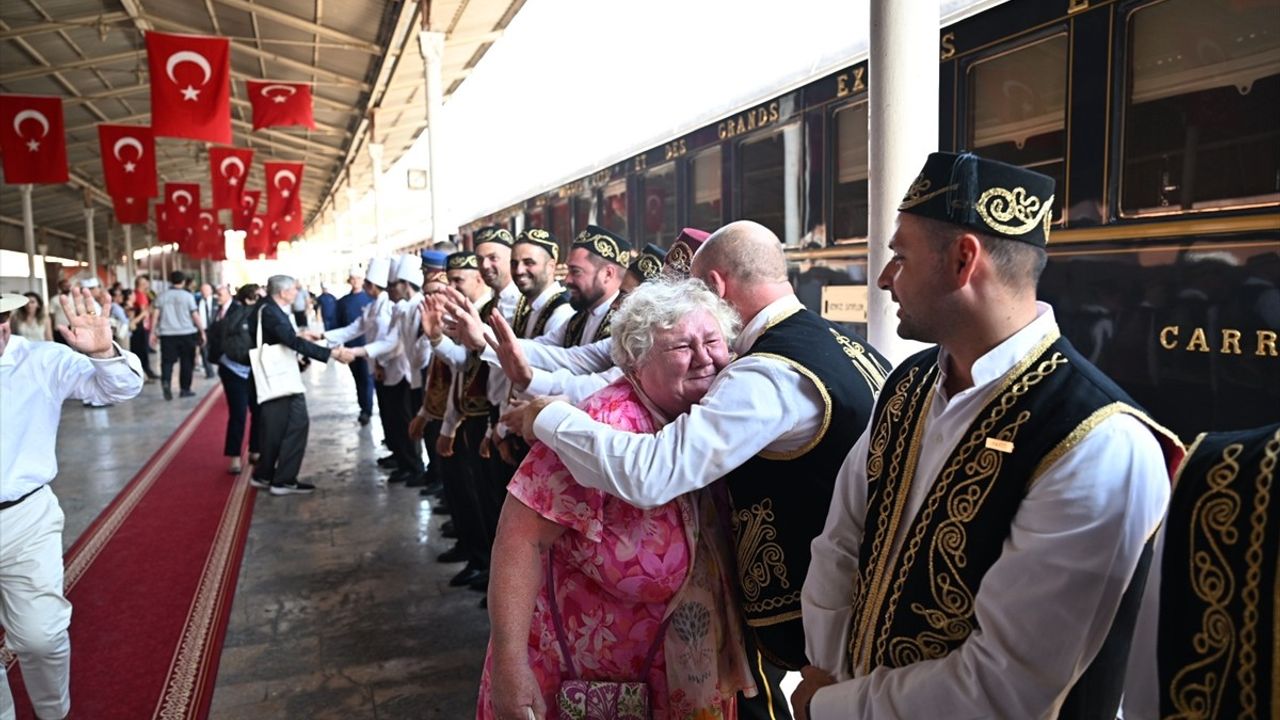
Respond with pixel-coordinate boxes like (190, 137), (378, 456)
(212, 283), (262, 474)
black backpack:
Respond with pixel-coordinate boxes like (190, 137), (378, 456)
(213, 303), (255, 364)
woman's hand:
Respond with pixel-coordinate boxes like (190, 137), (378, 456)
(490, 657), (545, 720)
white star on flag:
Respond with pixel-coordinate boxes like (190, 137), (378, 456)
(125, 198), (135, 204)
(272, 95), (287, 104)
(229, 177), (239, 186)
(26, 139), (40, 151)
(124, 162), (136, 173)
(282, 189), (291, 197)
(180, 86), (201, 101)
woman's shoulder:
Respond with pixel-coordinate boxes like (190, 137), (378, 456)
(579, 378), (654, 433)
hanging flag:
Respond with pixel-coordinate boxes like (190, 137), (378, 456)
(147, 31), (232, 144)
(208, 146), (253, 209)
(245, 214), (268, 258)
(112, 195), (149, 225)
(246, 80), (316, 130)
(194, 209), (221, 258)
(97, 124), (157, 199)
(233, 189), (260, 231)
(156, 204), (181, 244)
(163, 182), (201, 229)
(0, 94), (69, 184)
(264, 161), (303, 219)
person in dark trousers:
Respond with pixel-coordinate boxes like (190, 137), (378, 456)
(316, 282), (338, 331)
(213, 284), (261, 475)
(334, 266), (375, 425)
(149, 270), (204, 401)
(248, 275), (353, 495)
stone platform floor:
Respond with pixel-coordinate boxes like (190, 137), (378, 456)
(51, 353), (488, 719)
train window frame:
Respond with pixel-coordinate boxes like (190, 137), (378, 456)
(1115, 0), (1280, 220)
(828, 98), (871, 246)
(957, 26), (1071, 226)
(735, 120), (806, 247)
(687, 145), (724, 232)
(638, 160), (679, 248)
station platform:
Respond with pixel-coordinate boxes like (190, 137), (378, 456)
(40, 358), (488, 719)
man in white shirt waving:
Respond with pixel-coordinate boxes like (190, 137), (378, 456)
(0, 289), (144, 720)
(793, 153), (1184, 720)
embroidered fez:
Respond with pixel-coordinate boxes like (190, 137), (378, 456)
(664, 228), (710, 276)
(515, 228), (559, 262)
(447, 251), (480, 271)
(365, 257), (393, 288)
(572, 225), (633, 267)
(899, 152), (1056, 247)
(628, 243), (666, 283)
(473, 225), (513, 248)
(421, 249), (448, 270)
(394, 254), (424, 287)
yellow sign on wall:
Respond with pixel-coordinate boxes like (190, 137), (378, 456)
(821, 285), (868, 323)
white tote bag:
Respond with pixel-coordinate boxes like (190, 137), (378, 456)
(250, 304), (305, 402)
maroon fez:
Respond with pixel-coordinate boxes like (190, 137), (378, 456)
(663, 228), (711, 276)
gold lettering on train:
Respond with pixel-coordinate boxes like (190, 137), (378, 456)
(1068, 0), (1090, 14)
(940, 32), (956, 60)
(633, 155), (647, 172)
(1158, 326), (1280, 356)
(718, 101), (782, 140)
(663, 139), (687, 161)
(837, 67), (868, 98)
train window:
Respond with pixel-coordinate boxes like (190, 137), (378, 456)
(550, 200), (572, 257)
(600, 180), (628, 238)
(833, 103), (869, 243)
(574, 194), (592, 236)
(739, 122), (804, 246)
(967, 34), (1067, 221)
(524, 207), (545, 232)
(641, 162), (677, 248)
(1121, 0), (1280, 216)
(689, 147), (722, 231)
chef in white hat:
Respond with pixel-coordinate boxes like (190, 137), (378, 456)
(0, 289), (144, 719)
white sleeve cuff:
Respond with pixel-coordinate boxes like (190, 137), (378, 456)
(523, 368), (554, 398)
(531, 400), (576, 445)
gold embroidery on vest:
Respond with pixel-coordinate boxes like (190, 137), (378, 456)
(1031, 402), (1184, 486)
(1237, 428), (1278, 717)
(873, 351), (1066, 671)
(752, 352), (832, 461)
(1167, 441), (1246, 718)
(830, 328), (890, 391)
(735, 499), (790, 613)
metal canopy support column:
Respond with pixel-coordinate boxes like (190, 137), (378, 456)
(21, 184), (38, 294)
(84, 194), (97, 283)
(123, 224), (134, 287)
(867, 0), (938, 364)
(419, 28), (450, 243)
(368, 141), (386, 254)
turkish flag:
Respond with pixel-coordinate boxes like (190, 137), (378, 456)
(156, 204), (179, 244)
(0, 94), (68, 184)
(97, 124), (157, 198)
(194, 209), (223, 258)
(208, 146), (253, 209)
(246, 80), (316, 130)
(264, 161), (303, 219)
(147, 31), (231, 144)
(245, 215), (269, 257)
(163, 182), (201, 230)
(112, 195), (149, 225)
(233, 189), (260, 231)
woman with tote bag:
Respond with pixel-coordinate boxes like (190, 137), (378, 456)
(248, 275), (353, 495)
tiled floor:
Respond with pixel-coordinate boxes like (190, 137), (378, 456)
(50, 354), (488, 719)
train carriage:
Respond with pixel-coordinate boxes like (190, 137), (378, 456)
(460, 0), (1279, 439)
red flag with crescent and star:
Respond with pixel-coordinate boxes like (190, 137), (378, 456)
(208, 146), (253, 209)
(156, 204), (179, 243)
(233, 189), (260, 231)
(147, 31), (231, 144)
(112, 196), (150, 225)
(0, 94), (69, 184)
(264, 161), (303, 221)
(162, 182), (201, 233)
(246, 80), (316, 130)
(244, 214), (269, 258)
(97, 124), (157, 198)
(193, 209), (223, 259)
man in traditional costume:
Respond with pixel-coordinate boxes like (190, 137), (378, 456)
(794, 153), (1184, 719)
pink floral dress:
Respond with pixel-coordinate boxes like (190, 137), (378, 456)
(476, 380), (700, 720)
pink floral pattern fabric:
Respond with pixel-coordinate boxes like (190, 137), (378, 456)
(477, 380), (698, 720)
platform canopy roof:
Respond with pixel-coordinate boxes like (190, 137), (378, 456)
(0, 0), (524, 259)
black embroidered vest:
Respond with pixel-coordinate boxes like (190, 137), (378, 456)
(722, 308), (889, 670)
(423, 354), (453, 420)
(1159, 422), (1279, 720)
(563, 293), (623, 348)
(513, 290), (571, 339)
(453, 294), (500, 418)
(848, 333), (1181, 717)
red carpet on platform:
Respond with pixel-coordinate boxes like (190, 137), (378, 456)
(4, 386), (257, 719)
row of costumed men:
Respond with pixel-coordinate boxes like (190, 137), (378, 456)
(317, 225), (687, 600)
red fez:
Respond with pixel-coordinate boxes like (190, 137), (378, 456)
(663, 228), (711, 276)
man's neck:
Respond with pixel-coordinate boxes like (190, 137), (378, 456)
(733, 282), (795, 327)
(588, 287), (618, 313)
(941, 298), (1039, 396)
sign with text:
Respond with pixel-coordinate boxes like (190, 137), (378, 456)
(821, 285), (868, 323)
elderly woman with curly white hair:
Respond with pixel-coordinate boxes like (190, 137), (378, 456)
(477, 278), (757, 720)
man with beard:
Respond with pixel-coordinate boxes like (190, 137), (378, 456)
(793, 153), (1182, 719)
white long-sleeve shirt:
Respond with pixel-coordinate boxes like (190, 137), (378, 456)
(801, 305), (1171, 719)
(325, 292), (398, 362)
(398, 292), (429, 389)
(531, 295), (826, 509)
(1, 337), (144, 500)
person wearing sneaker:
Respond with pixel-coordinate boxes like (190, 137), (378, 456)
(249, 275), (354, 496)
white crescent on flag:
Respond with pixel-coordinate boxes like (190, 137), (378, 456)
(260, 84), (298, 98)
(172, 189), (193, 207)
(220, 156), (245, 178)
(112, 136), (144, 160)
(251, 217), (264, 231)
(12, 109), (50, 138)
(273, 169), (297, 188)
(199, 211), (214, 228)
(165, 51), (213, 85)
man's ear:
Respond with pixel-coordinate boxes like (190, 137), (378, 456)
(949, 232), (983, 289)
(702, 269), (728, 298)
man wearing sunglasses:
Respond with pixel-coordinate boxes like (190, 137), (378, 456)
(0, 289), (144, 719)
